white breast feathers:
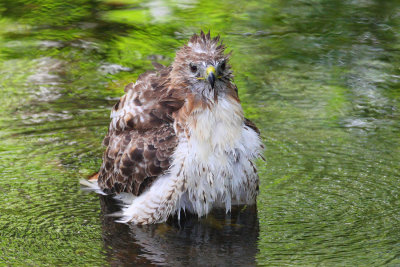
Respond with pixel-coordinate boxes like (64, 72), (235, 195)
(175, 96), (263, 216)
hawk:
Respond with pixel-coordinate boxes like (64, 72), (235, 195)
(88, 31), (264, 224)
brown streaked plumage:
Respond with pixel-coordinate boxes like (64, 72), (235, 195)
(94, 31), (264, 224)
(98, 65), (184, 195)
(99, 124), (177, 195)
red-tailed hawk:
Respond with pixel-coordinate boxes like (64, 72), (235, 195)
(85, 31), (264, 224)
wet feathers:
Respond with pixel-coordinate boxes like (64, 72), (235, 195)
(96, 31), (264, 224)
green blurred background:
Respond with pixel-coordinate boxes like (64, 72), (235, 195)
(0, 0), (400, 265)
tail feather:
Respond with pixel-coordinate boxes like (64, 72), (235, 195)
(88, 172), (99, 181)
(80, 172), (138, 222)
(79, 179), (107, 195)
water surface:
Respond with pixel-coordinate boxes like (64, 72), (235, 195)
(1, 0), (400, 265)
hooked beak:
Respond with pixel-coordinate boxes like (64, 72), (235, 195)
(206, 66), (216, 89)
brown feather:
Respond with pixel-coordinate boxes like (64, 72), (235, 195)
(98, 64), (184, 195)
(98, 124), (178, 195)
(244, 118), (261, 135)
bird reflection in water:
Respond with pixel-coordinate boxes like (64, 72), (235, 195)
(99, 195), (259, 266)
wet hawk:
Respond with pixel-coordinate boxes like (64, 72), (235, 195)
(87, 31), (264, 224)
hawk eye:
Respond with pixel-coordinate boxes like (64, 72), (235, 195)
(190, 63), (197, 73)
(220, 61), (226, 71)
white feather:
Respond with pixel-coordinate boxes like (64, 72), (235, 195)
(79, 179), (107, 195)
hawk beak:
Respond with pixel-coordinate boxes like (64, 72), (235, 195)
(206, 66), (216, 89)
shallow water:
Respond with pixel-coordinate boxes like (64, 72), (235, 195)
(1, 0), (400, 265)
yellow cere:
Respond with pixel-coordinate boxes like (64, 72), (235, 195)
(206, 66), (216, 76)
(196, 66), (221, 80)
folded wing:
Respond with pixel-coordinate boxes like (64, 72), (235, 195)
(98, 66), (184, 195)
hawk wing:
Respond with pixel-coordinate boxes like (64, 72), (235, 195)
(244, 118), (260, 135)
(98, 66), (185, 195)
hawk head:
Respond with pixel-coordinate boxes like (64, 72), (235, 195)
(171, 31), (234, 101)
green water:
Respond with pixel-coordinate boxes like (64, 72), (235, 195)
(1, 0), (400, 265)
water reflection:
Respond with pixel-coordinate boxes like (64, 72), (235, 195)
(99, 196), (259, 266)
(1, 0), (400, 265)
